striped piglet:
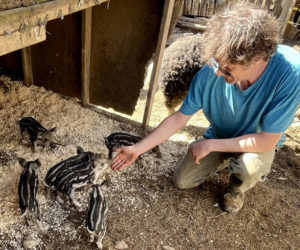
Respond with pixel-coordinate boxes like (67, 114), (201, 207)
(104, 132), (162, 159)
(44, 147), (108, 209)
(19, 117), (59, 152)
(18, 158), (42, 228)
(86, 182), (108, 249)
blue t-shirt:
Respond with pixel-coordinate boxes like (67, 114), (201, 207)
(180, 45), (300, 145)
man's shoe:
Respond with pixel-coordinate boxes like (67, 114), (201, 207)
(223, 189), (245, 213)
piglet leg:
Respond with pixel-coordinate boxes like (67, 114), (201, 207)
(96, 237), (103, 249)
(89, 234), (95, 243)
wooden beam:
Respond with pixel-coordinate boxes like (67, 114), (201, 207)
(142, 0), (175, 130)
(280, 0), (297, 37)
(176, 19), (207, 31)
(0, 25), (46, 57)
(179, 16), (207, 25)
(177, 16), (207, 31)
(0, 0), (108, 56)
(21, 46), (34, 86)
(0, 0), (108, 36)
(81, 7), (92, 106)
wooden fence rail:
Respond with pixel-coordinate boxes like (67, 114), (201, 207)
(184, 0), (290, 18)
(182, 0), (297, 36)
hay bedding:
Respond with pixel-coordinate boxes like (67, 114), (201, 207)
(0, 71), (299, 249)
(0, 75), (189, 249)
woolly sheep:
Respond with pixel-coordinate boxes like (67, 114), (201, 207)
(159, 33), (205, 113)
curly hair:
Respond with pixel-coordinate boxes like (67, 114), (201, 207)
(202, 1), (280, 65)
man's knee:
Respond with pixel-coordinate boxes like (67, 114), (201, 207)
(173, 171), (207, 189)
(229, 151), (275, 192)
(230, 152), (274, 179)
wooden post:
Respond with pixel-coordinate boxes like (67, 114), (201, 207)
(280, 0), (297, 38)
(207, 0), (215, 16)
(199, 0), (208, 16)
(192, 0), (199, 16)
(81, 7), (92, 106)
(262, 0), (273, 9)
(142, 0), (175, 130)
(21, 46), (34, 86)
(184, 0), (193, 15)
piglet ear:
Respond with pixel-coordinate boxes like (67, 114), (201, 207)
(18, 157), (27, 168)
(100, 180), (108, 192)
(104, 136), (109, 146)
(77, 146), (84, 154)
(100, 180), (107, 187)
(35, 159), (41, 166)
(31, 159), (41, 170)
(50, 127), (57, 133)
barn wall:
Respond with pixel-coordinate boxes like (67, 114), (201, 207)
(0, 51), (23, 80)
(89, 0), (164, 115)
(283, 0), (300, 40)
(0, 0), (179, 116)
(30, 12), (82, 98)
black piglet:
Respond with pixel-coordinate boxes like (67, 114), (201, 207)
(18, 158), (42, 227)
(86, 182), (108, 249)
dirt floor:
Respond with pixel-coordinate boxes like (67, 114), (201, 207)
(0, 37), (299, 250)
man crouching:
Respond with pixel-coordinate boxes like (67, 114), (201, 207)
(110, 2), (300, 213)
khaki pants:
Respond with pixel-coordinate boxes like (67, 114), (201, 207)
(173, 139), (275, 193)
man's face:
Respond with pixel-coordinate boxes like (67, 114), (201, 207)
(212, 58), (253, 84)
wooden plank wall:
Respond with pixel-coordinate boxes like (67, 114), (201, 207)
(283, 0), (300, 40)
(183, 0), (297, 38)
(184, 0), (217, 16)
(0, 0), (108, 57)
(183, 0), (291, 18)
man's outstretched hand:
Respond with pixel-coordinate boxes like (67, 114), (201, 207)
(110, 145), (139, 171)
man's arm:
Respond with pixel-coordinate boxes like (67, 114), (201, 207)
(191, 131), (282, 164)
(111, 111), (192, 171)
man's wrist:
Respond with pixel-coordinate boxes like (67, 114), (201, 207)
(206, 138), (217, 153)
(132, 143), (144, 157)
